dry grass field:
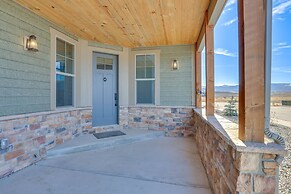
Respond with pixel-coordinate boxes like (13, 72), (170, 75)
(270, 93), (291, 106)
(211, 92), (291, 122)
(212, 92), (291, 104)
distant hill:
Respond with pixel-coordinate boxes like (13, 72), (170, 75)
(271, 83), (291, 93)
(202, 83), (291, 93)
(215, 85), (239, 93)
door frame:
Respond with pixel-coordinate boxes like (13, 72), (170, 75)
(92, 51), (119, 126)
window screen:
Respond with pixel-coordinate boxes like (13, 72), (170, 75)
(136, 54), (155, 104)
(56, 38), (74, 107)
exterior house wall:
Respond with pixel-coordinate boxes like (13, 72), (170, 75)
(0, 2), (286, 194)
(0, 0), (196, 175)
(0, 1), (129, 178)
(0, 0), (51, 116)
(131, 45), (194, 106)
(0, 0), (78, 117)
(0, 0), (131, 116)
(0, 0), (195, 116)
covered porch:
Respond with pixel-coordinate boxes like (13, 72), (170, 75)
(0, 134), (212, 194)
(0, 0), (287, 193)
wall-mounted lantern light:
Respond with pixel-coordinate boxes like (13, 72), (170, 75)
(172, 59), (179, 70)
(24, 35), (38, 52)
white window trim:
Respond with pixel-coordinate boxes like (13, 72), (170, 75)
(56, 72), (75, 77)
(50, 28), (78, 110)
(133, 51), (160, 105)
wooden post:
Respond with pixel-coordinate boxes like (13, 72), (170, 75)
(238, 0), (266, 142)
(205, 13), (214, 116)
(195, 47), (202, 108)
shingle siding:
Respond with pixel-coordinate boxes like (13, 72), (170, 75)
(132, 45), (193, 106)
(0, 0), (75, 117)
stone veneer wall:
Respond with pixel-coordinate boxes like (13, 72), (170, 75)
(193, 110), (286, 194)
(0, 108), (92, 178)
(120, 106), (195, 136)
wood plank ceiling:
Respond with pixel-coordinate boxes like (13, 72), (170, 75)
(15, 0), (210, 47)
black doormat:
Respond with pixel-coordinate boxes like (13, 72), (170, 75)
(93, 130), (126, 139)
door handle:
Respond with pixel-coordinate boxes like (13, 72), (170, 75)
(115, 93), (118, 106)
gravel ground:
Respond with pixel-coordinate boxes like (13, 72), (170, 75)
(215, 110), (291, 194)
(271, 123), (291, 194)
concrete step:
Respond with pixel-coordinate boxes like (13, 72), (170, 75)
(92, 124), (121, 133)
(47, 129), (165, 158)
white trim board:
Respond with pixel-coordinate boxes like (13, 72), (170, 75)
(130, 49), (160, 106)
(50, 28), (78, 111)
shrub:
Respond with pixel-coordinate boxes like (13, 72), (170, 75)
(223, 96), (238, 116)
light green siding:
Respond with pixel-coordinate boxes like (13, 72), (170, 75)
(88, 41), (123, 51)
(132, 45), (194, 106)
(0, 0), (76, 116)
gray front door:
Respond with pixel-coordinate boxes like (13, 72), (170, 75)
(92, 53), (118, 127)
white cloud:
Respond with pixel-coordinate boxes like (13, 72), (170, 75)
(276, 17), (286, 21)
(214, 48), (237, 57)
(278, 42), (287, 46)
(221, 0), (236, 15)
(222, 8), (232, 15)
(273, 42), (291, 52)
(222, 18), (237, 26)
(225, 0), (236, 8)
(272, 67), (291, 73)
(273, 0), (291, 16)
(279, 45), (291, 50)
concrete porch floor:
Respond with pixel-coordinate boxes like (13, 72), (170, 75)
(0, 132), (212, 194)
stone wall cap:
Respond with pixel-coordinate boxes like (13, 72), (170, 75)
(193, 108), (287, 156)
(0, 107), (92, 122)
(236, 142), (287, 155)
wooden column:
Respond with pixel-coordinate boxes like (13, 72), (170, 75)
(238, 0), (266, 142)
(205, 13), (214, 116)
(195, 48), (202, 108)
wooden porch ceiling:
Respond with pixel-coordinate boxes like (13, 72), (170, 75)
(15, 0), (210, 47)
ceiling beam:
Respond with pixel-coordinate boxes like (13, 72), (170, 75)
(208, 0), (227, 26)
(196, 0), (226, 51)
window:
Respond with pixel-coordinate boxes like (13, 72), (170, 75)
(96, 57), (113, 70)
(136, 54), (155, 104)
(56, 38), (74, 107)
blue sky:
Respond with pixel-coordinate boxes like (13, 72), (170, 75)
(202, 0), (291, 86)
